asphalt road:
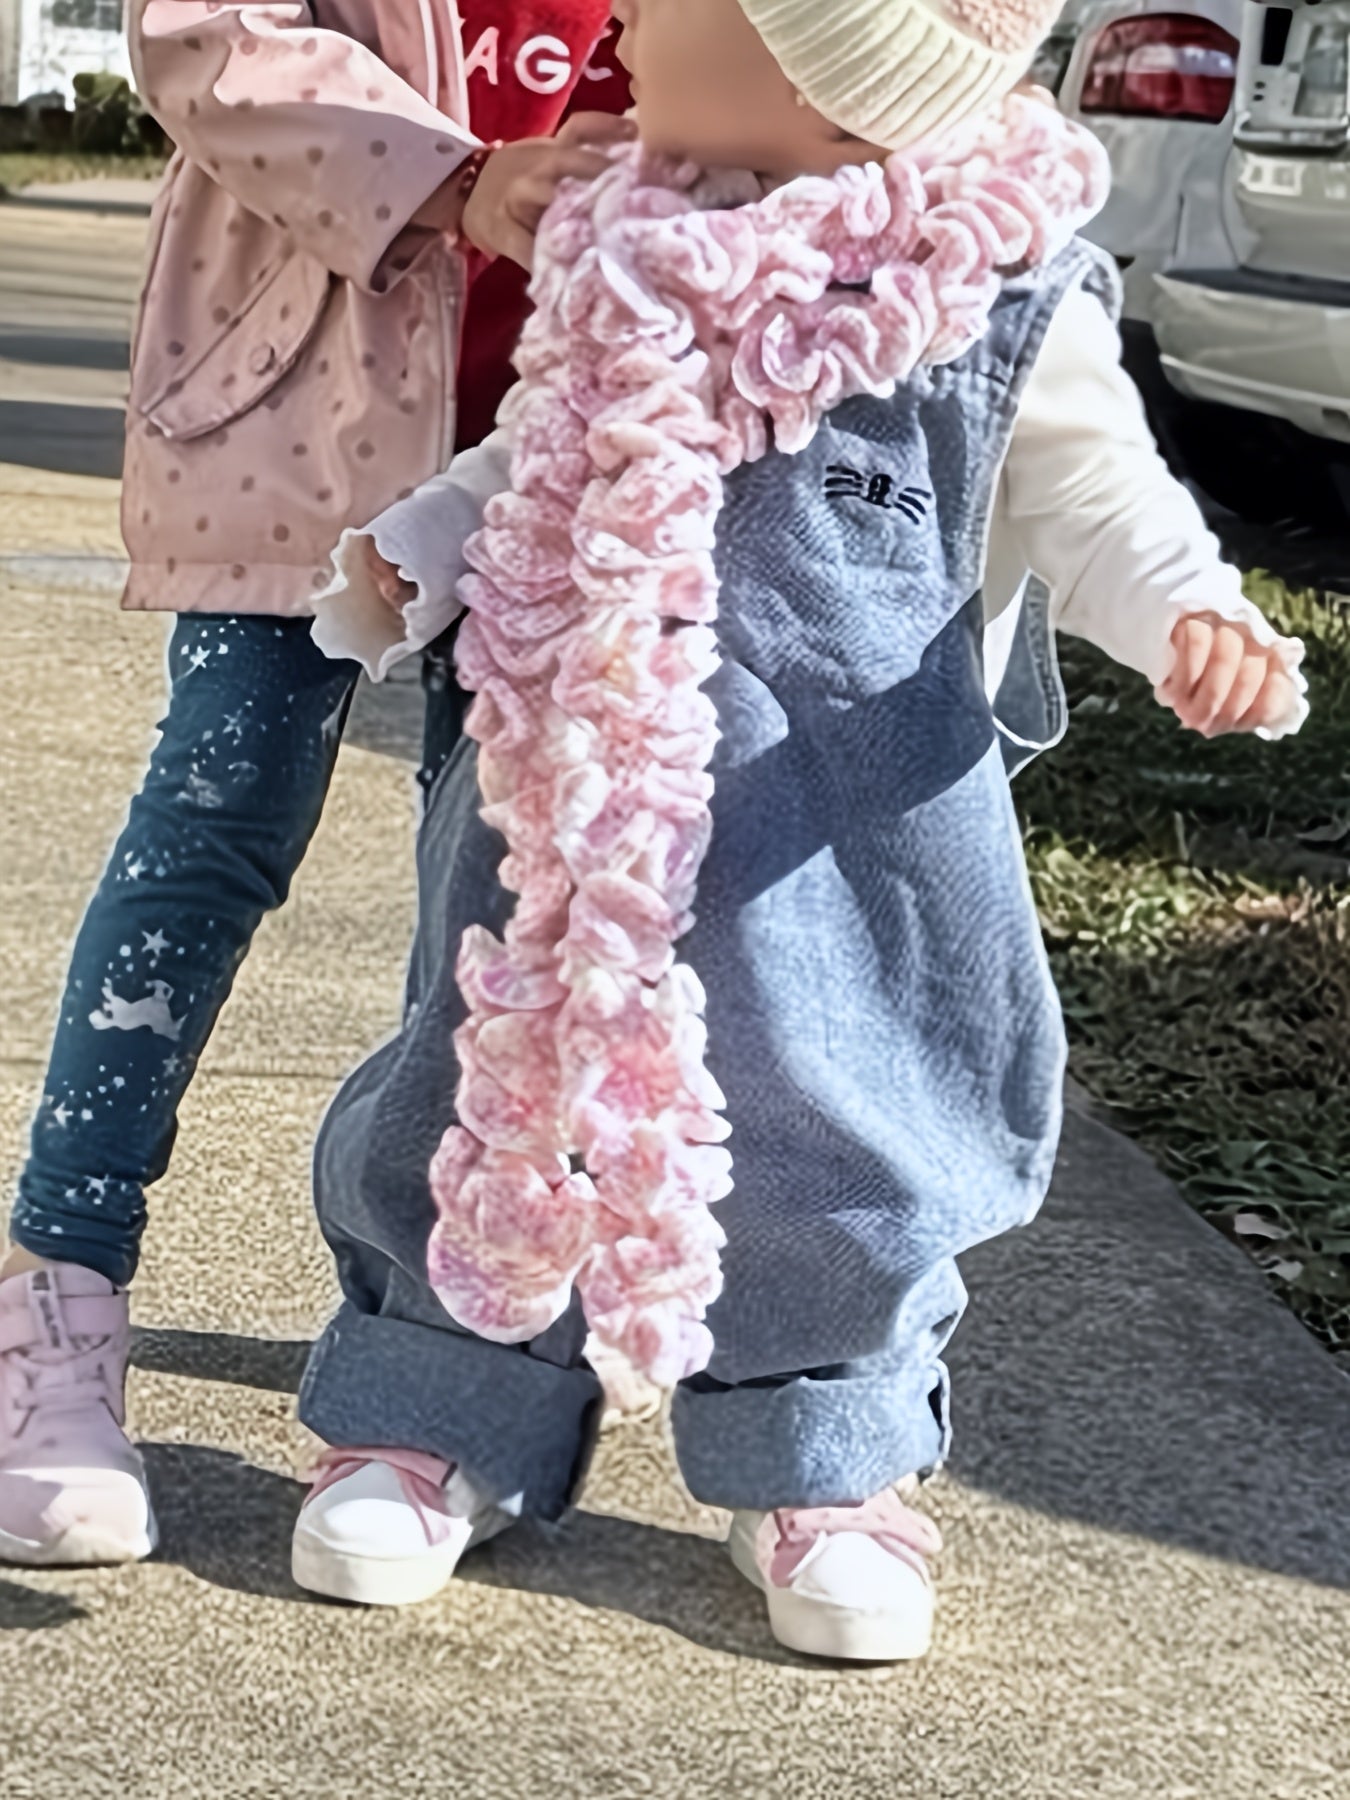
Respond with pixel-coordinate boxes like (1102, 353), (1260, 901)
(0, 199), (141, 481)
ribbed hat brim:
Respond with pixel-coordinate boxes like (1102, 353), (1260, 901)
(738, 0), (1032, 148)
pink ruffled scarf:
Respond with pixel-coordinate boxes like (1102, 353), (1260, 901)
(428, 95), (1109, 1387)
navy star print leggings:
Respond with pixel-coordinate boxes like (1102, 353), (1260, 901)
(7, 613), (461, 1287)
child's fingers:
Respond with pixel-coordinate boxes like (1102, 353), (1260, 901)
(375, 564), (415, 607)
(1184, 625), (1249, 734)
(489, 213), (540, 270)
(1237, 666), (1296, 735)
(507, 176), (557, 225)
(1159, 615), (1215, 707)
(1205, 650), (1272, 736)
(507, 174), (584, 241)
(462, 142), (613, 266)
(555, 110), (639, 148)
(1162, 611), (1300, 737)
(358, 538), (415, 612)
(500, 150), (614, 245)
(532, 145), (618, 188)
(1162, 617), (1248, 734)
(506, 153), (613, 244)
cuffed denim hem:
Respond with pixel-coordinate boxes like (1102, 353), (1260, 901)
(670, 1358), (950, 1513)
(298, 1302), (605, 1523)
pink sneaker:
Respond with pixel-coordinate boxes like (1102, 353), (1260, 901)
(0, 1265), (155, 1566)
(728, 1485), (942, 1661)
(291, 1448), (517, 1608)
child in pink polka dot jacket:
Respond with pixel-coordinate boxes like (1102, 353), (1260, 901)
(0, 0), (634, 1571)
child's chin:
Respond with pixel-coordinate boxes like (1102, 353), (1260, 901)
(633, 113), (731, 168)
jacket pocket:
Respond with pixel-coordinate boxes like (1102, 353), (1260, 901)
(132, 250), (332, 443)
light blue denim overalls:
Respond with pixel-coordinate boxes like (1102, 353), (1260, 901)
(300, 242), (1119, 1518)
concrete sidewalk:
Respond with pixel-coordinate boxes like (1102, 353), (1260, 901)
(0, 178), (158, 215)
(2, 512), (1349, 1798)
(0, 462), (128, 592)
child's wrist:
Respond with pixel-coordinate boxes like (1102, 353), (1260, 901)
(412, 144), (501, 248)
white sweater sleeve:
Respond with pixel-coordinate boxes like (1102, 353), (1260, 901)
(311, 428), (514, 681)
(996, 286), (1308, 739)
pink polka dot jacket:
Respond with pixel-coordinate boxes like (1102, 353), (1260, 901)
(120, 0), (618, 616)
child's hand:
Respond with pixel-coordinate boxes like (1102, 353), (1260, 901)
(462, 113), (638, 270)
(355, 536), (416, 614)
(1159, 612), (1296, 737)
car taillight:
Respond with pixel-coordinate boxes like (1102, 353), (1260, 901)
(1080, 15), (1239, 123)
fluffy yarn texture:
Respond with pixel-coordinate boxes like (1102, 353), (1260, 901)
(429, 95), (1109, 1388)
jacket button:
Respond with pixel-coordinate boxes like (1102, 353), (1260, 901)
(249, 343), (277, 376)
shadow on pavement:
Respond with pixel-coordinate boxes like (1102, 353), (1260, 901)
(131, 1327), (311, 1395)
(948, 1104), (1350, 1594)
(139, 1439), (789, 1661)
(0, 330), (127, 373)
(0, 400), (124, 480)
(141, 1443), (308, 1604)
(0, 1577), (88, 1630)
(464, 1511), (794, 1665)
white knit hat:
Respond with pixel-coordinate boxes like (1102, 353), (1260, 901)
(738, 0), (1060, 148)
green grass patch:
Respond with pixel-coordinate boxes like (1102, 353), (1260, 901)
(0, 152), (165, 193)
(1019, 577), (1350, 1360)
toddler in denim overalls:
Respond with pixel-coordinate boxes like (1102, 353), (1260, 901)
(307, 0), (1303, 1656)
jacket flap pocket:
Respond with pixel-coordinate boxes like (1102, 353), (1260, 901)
(135, 253), (332, 443)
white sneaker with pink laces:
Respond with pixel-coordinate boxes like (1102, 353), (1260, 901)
(291, 1448), (517, 1607)
(728, 1485), (942, 1661)
(0, 1265), (155, 1566)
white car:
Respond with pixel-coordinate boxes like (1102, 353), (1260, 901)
(1151, 0), (1350, 523)
(1056, 0), (1244, 326)
(1053, 0), (1350, 532)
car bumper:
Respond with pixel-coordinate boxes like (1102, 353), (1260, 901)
(1153, 269), (1350, 444)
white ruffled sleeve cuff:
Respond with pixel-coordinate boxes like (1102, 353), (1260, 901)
(312, 427), (514, 682)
